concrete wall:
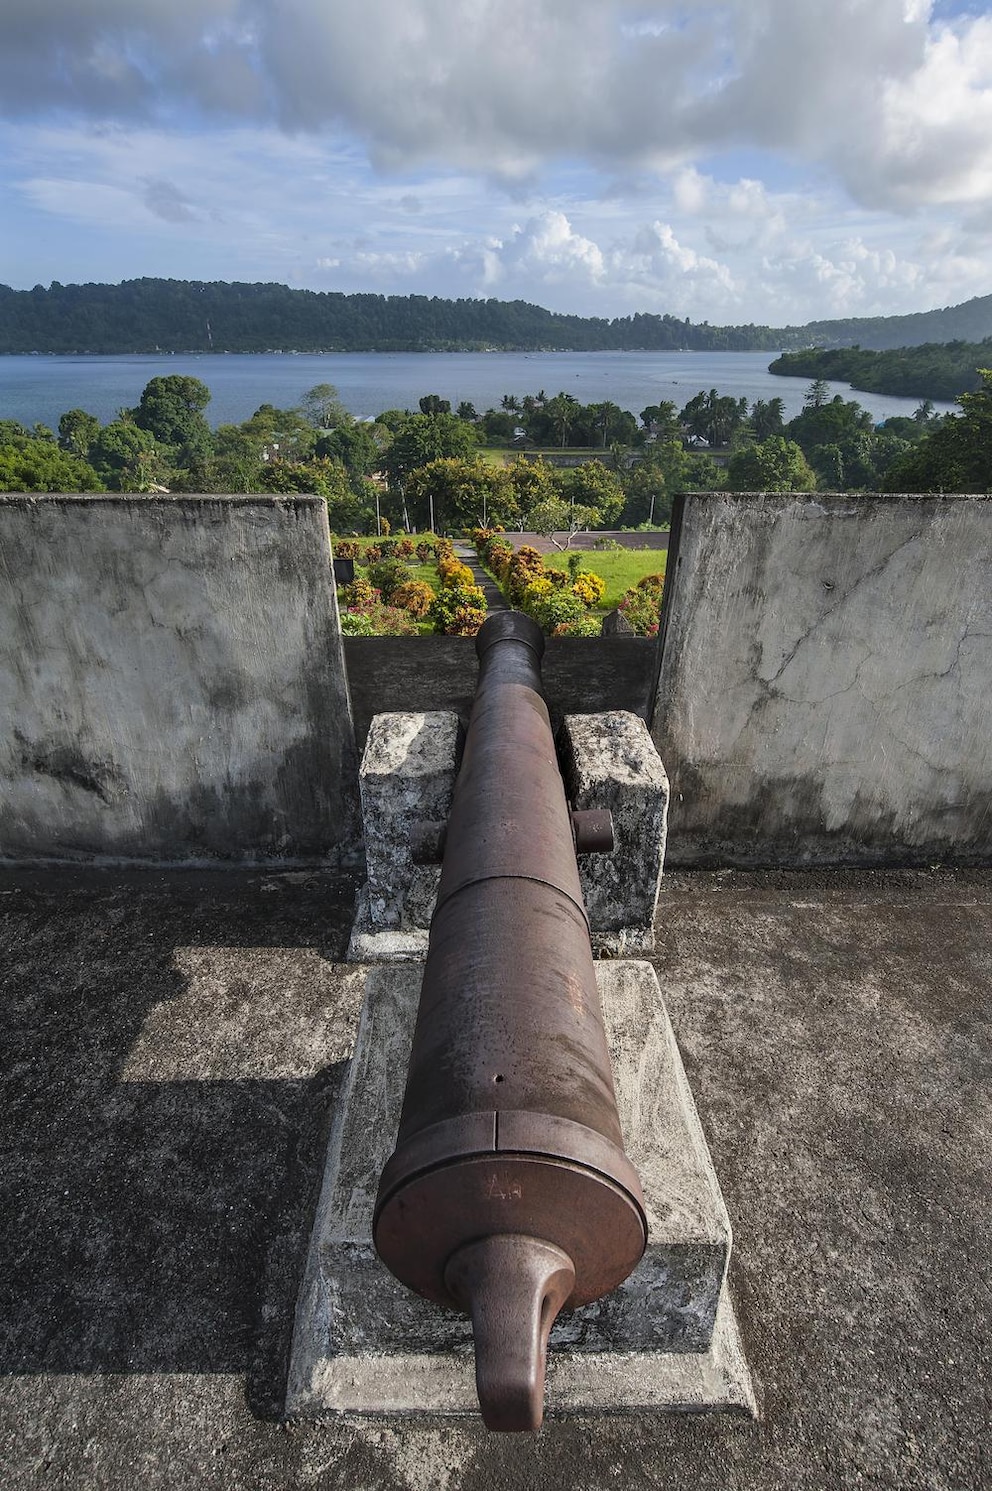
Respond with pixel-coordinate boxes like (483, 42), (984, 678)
(0, 495), (359, 864)
(652, 493), (992, 866)
(344, 635), (657, 750)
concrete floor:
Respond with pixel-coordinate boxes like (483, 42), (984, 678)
(0, 864), (989, 1490)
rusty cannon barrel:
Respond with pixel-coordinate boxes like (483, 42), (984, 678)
(373, 611), (647, 1432)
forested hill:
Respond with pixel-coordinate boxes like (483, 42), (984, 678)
(0, 278), (990, 355)
(769, 340), (992, 401)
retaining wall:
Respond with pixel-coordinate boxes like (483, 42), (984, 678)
(652, 492), (992, 866)
(0, 495), (359, 864)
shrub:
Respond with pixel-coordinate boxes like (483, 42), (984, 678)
(552, 614), (603, 637)
(346, 601), (418, 635)
(340, 577), (377, 610)
(415, 539), (437, 562)
(394, 537), (416, 558)
(616, 573), (665, 636)
(443, 603), (487, 637)
(429, 582), (487, 636)
(333, 538), (360, 559)
(363, 543), (382, 564)
(340, 610), (375, 636)
(366, 557), (410, 600)
(524, 585), (587, 633)
(392, 579), (436, 618)
(438, 553), (476, 588)
(486, 540), (514, 580)
(572, 571), (606, 608)
(506, 545), (545, 604)
(376, 516), (391, 536)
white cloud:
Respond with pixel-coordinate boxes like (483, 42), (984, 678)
(2, 0), (991, 327)
(2, 1), (992, 217)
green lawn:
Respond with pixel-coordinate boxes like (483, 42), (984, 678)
(542, 549), (667, 611)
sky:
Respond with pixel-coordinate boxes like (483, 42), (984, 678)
(0, 0), (990, 327)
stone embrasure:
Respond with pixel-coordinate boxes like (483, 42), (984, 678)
(559, 711), (669, 952)
(358, 711), (461, 933)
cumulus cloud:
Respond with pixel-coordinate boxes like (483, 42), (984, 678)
(1, 0), (991, 218)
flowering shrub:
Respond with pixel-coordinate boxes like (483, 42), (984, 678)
(392, 579), (436, 618)
(616, 573), (665, 636)
(572, 571), (606, 608)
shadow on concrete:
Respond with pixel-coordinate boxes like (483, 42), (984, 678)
(0, 868), (363, 1421)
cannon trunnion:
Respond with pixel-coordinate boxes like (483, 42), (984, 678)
(373, 612), (647, 1432)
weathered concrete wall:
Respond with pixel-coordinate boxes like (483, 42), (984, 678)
(653, 493), (992, 866)
(0, 495), (359, 863)
(344, 635), (657, 750)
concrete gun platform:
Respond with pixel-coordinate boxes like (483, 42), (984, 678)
(288, 962), (752, 1418)
(0, 865), (989, 1490)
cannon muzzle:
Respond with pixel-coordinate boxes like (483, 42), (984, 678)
(373, 611), (647, 1430)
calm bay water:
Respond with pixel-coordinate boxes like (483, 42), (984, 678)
(0, 349), (958, 430)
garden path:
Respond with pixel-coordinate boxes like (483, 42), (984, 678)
(453, 542), (509, 613)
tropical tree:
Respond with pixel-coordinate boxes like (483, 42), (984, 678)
(680, 389), (749, 447)
(727, 436), (816, 492)
(0, 436), (104, 492)
(89, 420), (164, 491)
(298, 383), (349, 429)
(639, 402), (680, 440)
(403, 457), (519, 531)
(804, 378), (831, 409)
(132, 375), (212, 454)
(544, 392), (581, 447)
(315, 421), (390, 488)
(525, 496), (602, 550)
(560, 461), (625, 525)
(381, 412), (478, 490)
(883, 370), (992, 492)
(749, 397), (786, 440)
(419, 394), (451, 416)
(57, 408), (100, 459)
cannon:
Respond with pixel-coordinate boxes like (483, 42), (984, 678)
(373, 611), (647, 1432)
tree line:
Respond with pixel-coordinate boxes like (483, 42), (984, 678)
(2, 278), (991, 355)
(1, 372), (988, 528)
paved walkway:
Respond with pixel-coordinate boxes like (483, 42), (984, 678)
(454, 542), (509, 612)
(1, 865), (989, 1490)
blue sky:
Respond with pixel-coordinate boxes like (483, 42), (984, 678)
(1, 0), (990, 326)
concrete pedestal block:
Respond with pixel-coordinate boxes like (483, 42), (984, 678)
(287, 961), (754, 1419)
(559, 712), (669, 953)
(348, 712), (460, 961)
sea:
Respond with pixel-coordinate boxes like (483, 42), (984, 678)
(0, 349), (959, 431)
